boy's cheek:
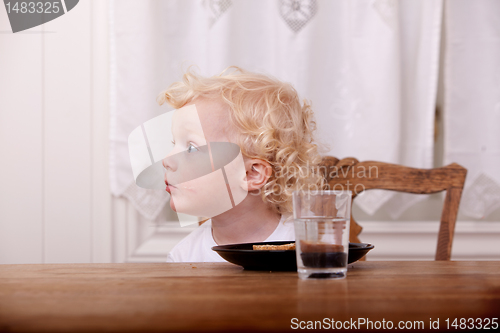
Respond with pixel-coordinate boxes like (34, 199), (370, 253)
(219, 150), (248, 204)
(240, 180), (249, 192)
(170, 170), (233, 217)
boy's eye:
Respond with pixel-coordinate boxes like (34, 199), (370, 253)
(187, 143), (199, 153)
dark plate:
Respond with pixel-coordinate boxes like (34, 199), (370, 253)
(212, 241), (374, 271)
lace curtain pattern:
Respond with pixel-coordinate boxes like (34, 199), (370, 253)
(443, 0), (500, 218)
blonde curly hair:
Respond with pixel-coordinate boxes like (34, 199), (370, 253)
(157, 66), (325, 214)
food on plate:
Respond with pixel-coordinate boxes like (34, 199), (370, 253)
(253, 243), (296, 250)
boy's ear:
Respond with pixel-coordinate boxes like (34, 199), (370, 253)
(244, 159), (272, 192)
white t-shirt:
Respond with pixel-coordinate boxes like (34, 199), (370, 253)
(166, 215), (295, 262)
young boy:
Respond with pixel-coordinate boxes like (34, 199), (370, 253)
(159, 67), (324, 262)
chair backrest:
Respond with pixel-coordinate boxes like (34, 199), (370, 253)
(319, 157), (467, 261)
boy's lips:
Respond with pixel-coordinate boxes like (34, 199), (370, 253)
(165, 181), (176, 194)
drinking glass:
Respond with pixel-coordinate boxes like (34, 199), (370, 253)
(293, 190), (352, 279)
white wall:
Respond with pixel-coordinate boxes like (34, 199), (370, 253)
(0, 0), (111, 263)
(1, 0), (498, 264)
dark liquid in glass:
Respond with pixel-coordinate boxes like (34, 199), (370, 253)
(301, 252), (347, 268)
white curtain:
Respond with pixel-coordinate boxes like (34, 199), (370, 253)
(110, 0), (444, 220)
(443, 0), (500, 219)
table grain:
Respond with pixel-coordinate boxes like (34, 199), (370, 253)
(1, 261), (499, 332)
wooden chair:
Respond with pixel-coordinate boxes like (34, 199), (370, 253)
(319, 157), (467, 261)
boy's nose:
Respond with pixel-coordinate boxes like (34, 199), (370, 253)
(162, 142), (181, 170)
(162, 156), (176, 172)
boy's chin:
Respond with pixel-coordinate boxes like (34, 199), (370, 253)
(169, 199), (177, 212)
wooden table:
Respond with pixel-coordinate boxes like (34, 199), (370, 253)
(1, 261), (499, 332)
